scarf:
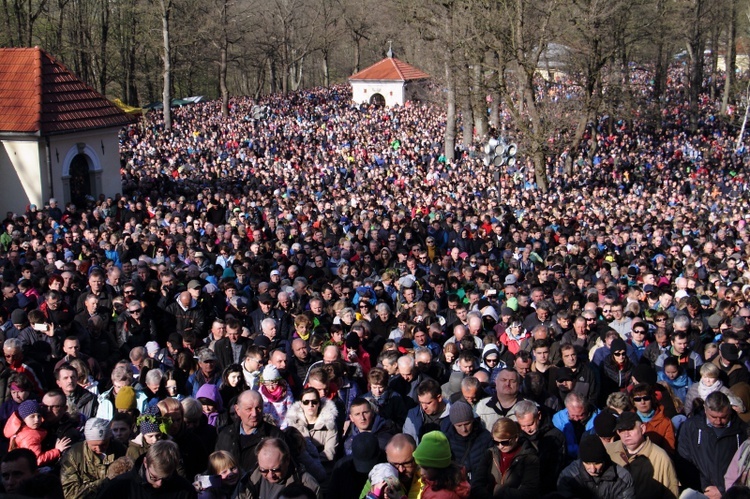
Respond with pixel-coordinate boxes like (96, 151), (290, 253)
(638, 409), (655, 423)
(698, 378), (723, 400)
(261, 384), (285, 403)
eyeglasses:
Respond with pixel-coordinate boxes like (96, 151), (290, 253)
(655, 318), (667, 322)
(146, 465), (170, 483)
(388, 458), (415, 470)
(258, 466), (283, 475)
(613, 352), (626, 357)
(633, 396), (652, 403)
(301, 399), (319, 406)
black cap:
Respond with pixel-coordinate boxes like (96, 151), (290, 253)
(720, 343), (740, 362)
(578, 434), (609, 463)
(593, 412), (617, 438)
(556, 367), (575, 383)
(615, 411), (641, 431)
(351, 433), (381, 473)
(253, 335), (271, 349)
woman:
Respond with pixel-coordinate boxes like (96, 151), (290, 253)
(630, 383), (676, 455)
(599, 338), (634, 406)
(194, 451), (241, 499)
(285, 387), (338, 463)
(259, 365), (294, 429)
(357, 301), (375, 322)
(218, 364), (247, 408)
(292, 314), (313, 341)
(472, 418), (540, 499)
(684, 363), (733, 416)
(412, 430), (470, 499)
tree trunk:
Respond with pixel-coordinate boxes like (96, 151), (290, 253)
(219, 0), (229, 117)
(160, 0), (172, 130)
(444, 50), (456, 163)
(322, 50), (330, 87)
(473, 61), (488, 140)
(721, 0), (736, 114)
(99, 0), (109, 94)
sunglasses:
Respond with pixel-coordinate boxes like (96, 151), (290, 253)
(633, 396), (652, 402)
(495, 439), (514, 446)
(633, 330), (646, 334)
(129, 309), (142, 314)
(258, 466), (283, 475)
(301, 399), (319, 406)
(613, 351), (626, 357)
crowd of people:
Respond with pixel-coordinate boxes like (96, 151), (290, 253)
(0, 65), (748, 499)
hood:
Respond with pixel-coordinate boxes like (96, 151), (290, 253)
(482, 343), (500, 360)
(286, 398), (338, 431)
(196, 383), (223, 411)
(3, 412), (22, 439)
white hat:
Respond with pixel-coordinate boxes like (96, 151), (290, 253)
(262, 365), (282, 382)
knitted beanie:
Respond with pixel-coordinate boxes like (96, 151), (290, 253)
(115, 386), (137, 410)
(139, 406), (163, 435)
(18, 400), (40, 420)
(578, 434), (608, 463)
(84, 418), (112, 441)
(449, 401), (474, 425)
(412, 431), (452, 468)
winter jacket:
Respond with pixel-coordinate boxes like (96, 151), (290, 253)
(421, 476), (470, 499)
(286, 398), (339, 462)
(96, 464), (197, 499)
(442, 417), (493, 484)
(677, 412), (748, 493)
(471, 438), (540, 499)
(657, 370), (692, 403)
(215, 420), (282, 472)
(523, 418), (566, 493)
(552, 406), (599, 459)
(557, 460), (635, 499)
(683, 380), (733, 416)
(260, 384), (294, 429)
(231, 462), (320, 499)
(95, 385), (148, 420)
(655, 349), (703, 381)
(362, 388), (408, 430)
(343, 414), (397, 454)
(196, 383), (224, 427)
(60, 438), (127, 499)
(639, 405), (676, 455)
(69, 384), (99, 419)
(599, 357), (634, 405)
(475, 396), (524, 430)
(403, 402), (451, 444)
(3, 412), (61, 466)
(606, 437), (679, 499)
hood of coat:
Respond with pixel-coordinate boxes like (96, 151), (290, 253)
(286, 397), (338, 430)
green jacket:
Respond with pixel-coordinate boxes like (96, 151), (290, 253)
(60, 439), (127, 499)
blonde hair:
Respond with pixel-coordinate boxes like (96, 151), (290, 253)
(208, 450), (238, 475)
(491, 417), (519, 440)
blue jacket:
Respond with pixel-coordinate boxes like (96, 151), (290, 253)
(403, 401), (451, 444)
(552, 407), (599, 459)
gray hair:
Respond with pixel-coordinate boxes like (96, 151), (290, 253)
(673, 314), (690, 331)
(514, 400), (539, 418)
(3, 338), (22, 351)
(397, 355), (414, 370)
(145, 368), (164, 386)
(376, 303), (391, 314)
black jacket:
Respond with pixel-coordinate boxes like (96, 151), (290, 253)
(97, 465), (197, 499)
(214, 337), (250, 371)
(472, 437), (540, 499)
(442, 417), (493, 484)
(215, 420), (282, 472)
(524, 418), (567, 493)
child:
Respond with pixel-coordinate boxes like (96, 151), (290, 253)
(3, 400), (71, 466)
(657, 357), (693, 403)
(365, 463), (407, 499)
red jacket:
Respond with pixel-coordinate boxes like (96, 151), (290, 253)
(3, 412), (61, 465)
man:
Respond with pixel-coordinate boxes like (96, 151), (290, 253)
(55, 362), (98, 418)
(165, 290), (207, 337)
(203, 319), (226, 351)
(551, 344), (599, 403)
(475, 368), (525, 429)
(215, 390), (283, 471)
(677, 391), (748, 498)
(3, 338), (42, 394)
(343, 397), (397, 453)
(187, 348), (221, 397)
(96, 364), (147, 420)
(606, 411), (679, 499)
(608, 302), (632, 339)
(329, 433), (382, 499)
(214, 318), (250, 370)
(385, 434), (422, 499)
(712, 343), (750, 387)
(558, 434), (635, 499)
(60, 417), (127, 498)
(450, 376), (487, 407)
(41, 388), (83, 445)
(1, 448), (38, 494)
(515, 400), (566, 494)
(655, 331), (703, 381)
(97, 440), (196, 498)
(388, 355), (432, 409)
(241, 347), (264, 390)
(250, 293), (292, 339)
(157, 397), (208, 480)
(233, 437), (320, 499)
(290, 338), (316, 384)
(403, 379), (450, 444)
(55, 335), (101, 381)
(75, 269), (115, 314)
(552, 392), (600, 460)
(442, 401), (492, 485)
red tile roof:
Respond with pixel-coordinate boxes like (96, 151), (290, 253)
(349, 57), (430, 82)
(0, 47), (136, 135)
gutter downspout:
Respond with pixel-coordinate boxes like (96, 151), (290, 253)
(45, 135), (54, 199)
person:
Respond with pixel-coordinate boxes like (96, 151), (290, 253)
(557, 434), (635, 499)
(157, 397), (209, 481)
(214, 318), (250, 371)
(605, 411), (679, 499)
(127, 406), (170, 461)
(286, 386), (338, 464)
(677, 391), (748, 498)
(513, 399), (566, 494)
(55, 362), (99, 418)
(403, 379), (450, 444)
(442, 401), (492, 485)
(475, 368), (525, 429)
(96, 365), (148, 420)
(468, 416), (540, 498)
(657, 357), (692, 404)
(655, 331), (703, 381)
(329, 432), (383, 499)
(97, 440), (197, 498)
(411, 430), (470, 499)
(3, 399), (71, 466)
(384, 434), (422, 499)
(362, 463), (407, 499)
(215, 389), (283, 471)
(1, 448), (38, 494)
(684, 363), (733, 417)
(232, 437), (320, 499)
(60, 417), (128, 499)
(188, 349), (221, 398)
(552, 392), (600, 460)
(362, 367), (408, 430)
(193, 450), (241, 499)
(630, 383), (676, 455)
(344, 396), (397, 454)
(259, 365), (294, 429)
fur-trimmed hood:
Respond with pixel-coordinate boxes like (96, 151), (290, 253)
(286, 398), (338, 431)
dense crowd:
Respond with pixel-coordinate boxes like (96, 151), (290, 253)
(0, 66), (749, 499)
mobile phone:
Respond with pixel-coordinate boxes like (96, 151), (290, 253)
(196, 475), (220, 489)
(33, 323), (48, 332)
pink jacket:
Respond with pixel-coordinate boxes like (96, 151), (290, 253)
(3, 412), (61, 466)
